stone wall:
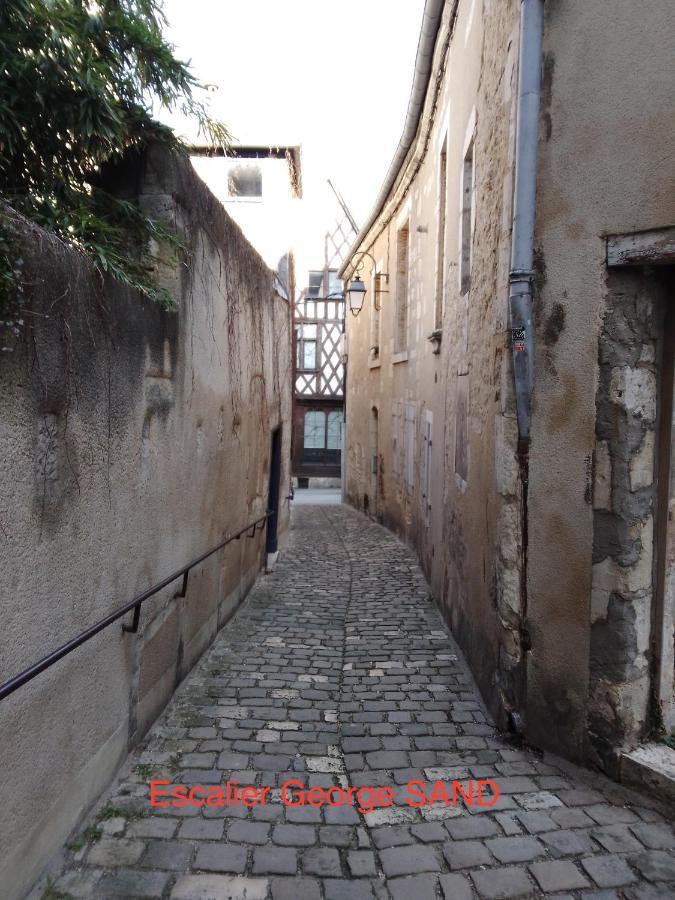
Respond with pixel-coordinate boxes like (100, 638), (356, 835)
(344, 0), (675, 773)
(0, 147), (291, 900)
(527, 0), (675, 763)
(589, 268), (669, 772)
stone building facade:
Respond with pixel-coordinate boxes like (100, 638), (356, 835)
(341, 0), (675, 776)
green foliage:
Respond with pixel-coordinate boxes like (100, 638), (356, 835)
(65, 824), (102, 852)
(134, 763), (156, 780)
(0, 0), (229, 323)
(96, 802), (146, 821)
(0, 219), (24, 350)
(41, 877), (73, 900)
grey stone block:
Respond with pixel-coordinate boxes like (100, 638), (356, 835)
(252, 846), (298, 875)
(140, 839), (194, 870)
(347, 850), (377, 876)
(379, 844), (440, 876)
(270, 877), (321, 900)
(629, 850), (675, 883)
(388, 874), (439, 900)
(472, 866), (534, 899)
(439, 872), (473, 900)
(485, 835), (545, 863)
(273, 824), (317, 846)
(529, 859), (591, 892)
(194, 844), (248, 874)
(443, 839), (493, 869)
(302, 846), (342, 877)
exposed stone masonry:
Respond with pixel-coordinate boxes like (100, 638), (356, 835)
(590, 269), (668, 771)
(45, 505), (674, 899)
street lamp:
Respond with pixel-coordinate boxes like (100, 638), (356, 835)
(344, 250), (388, 317)
(346, 276), (366, 316)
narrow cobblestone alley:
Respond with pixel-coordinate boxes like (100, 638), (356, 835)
(47, 505), (675, 900)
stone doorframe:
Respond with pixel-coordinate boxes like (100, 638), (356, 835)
(589, 226), (675, 775)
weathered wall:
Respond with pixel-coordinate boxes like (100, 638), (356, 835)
(589, 268), (669, 769)
(343, 0), (524, 731)
(344, 0), (675, 774)
(528, 0), (675, 766)
(0, 148), (291, 900)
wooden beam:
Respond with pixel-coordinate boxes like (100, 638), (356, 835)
(607, 227), (675, 267)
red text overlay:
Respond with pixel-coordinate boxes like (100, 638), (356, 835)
(150, 779), (499, 815)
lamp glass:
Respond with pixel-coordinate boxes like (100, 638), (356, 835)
(347, 276), (366, 315)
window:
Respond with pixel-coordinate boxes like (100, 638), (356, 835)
(455, 375), (469, 482)
(421, 411), (433, 525)
(307, 271), (323, 299)
(327, 270), (342, 299)
(304, 411), (326, 449)
(392, 400), (402, 480)
(460, 137), (475, 294)
(435, 138), (448, 330)
(370, 265), (381, 356)
(395, 222), (410, 352)
(296, 323), (317, 371)
(326, 411), (342, 450)
(303, 409), (341, 453)
(404, 401), (416, 494)
(227, 163), (262, 198)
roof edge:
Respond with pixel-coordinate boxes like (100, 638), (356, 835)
(338, 0), (445, 278)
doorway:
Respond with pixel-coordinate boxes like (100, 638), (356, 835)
(266, 427), (282, 555)
(655, 284), (675, 736)
(369, 406), (379, 518)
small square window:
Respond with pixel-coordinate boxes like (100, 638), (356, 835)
(228, 163), (262, 198)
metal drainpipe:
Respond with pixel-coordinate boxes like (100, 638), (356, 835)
(510, 0), (545, 444)
(508, 0), (545, 734)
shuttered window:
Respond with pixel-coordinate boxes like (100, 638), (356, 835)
(404, 402), (416, 494)
(392, 400), (402, 481)
(395, 223), (410, 352)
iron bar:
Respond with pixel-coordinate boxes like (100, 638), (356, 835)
(0, 512), (271, 702)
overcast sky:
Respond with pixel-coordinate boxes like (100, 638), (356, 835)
(161, 0), (426, 227)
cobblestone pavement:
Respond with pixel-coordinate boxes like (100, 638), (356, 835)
(46, 505), (674, 899)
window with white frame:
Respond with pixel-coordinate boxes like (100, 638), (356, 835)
(395, 222), (410, 352)
(304, 411), (325, 449)
(296, 323), (318, 371)
(303, 409), (341, 452)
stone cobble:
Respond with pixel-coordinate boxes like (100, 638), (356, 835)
(42, 505), (674, 899)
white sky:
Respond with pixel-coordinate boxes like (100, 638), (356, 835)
(161, 0), (426, 228)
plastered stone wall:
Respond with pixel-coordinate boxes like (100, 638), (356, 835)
(346, 0), (675, 772)
(0, 148), (291, 900)
(528, 0), (675, 763)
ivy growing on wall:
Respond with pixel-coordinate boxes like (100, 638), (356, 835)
(0, 0), (229, 335)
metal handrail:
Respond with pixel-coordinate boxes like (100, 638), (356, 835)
(0, 512), (272, 702)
